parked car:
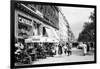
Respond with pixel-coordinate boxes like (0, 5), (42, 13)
(77, 44), (83, 49)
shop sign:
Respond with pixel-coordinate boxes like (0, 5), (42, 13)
(25, 38), (40, 43)
(32, 38), (40, 41)
(18, 15), (32, 25)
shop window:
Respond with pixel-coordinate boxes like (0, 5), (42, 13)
(43, 27), (46, 36)
(18, 23), (32, 38)
(43, 27), (48, 37)
(32, 21), (41, 36)
(37, 23), (41, 35)
(18, 31), (28, 37)
(18, 23), (32, 32)
(33, 21), (37, 29)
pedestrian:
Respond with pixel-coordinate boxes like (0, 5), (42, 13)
(63, 44), (67, 55)
(58, 44), (62, 55)
(67, 43), (72, 56)
(82, 42), (87, 56)
(55, 45), (59, 56)
(86, 42), (90, 54)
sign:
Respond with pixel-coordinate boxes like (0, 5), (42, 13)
(32, 38), (40, 41)
(18, 15), (32, 25)
(25, 36), (44, 43)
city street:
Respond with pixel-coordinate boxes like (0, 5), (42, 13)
(13, 2), (96, 67)
(33, 48), (94, 65)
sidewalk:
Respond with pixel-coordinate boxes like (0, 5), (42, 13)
(32, 48), (94, 65)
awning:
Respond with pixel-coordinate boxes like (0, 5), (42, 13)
(25, 35), (59, 43)
(45, 28), (59, 41)
(52, 29), (59, 40)
(43, 37), (59, 43)
(25, 36), (46, 43)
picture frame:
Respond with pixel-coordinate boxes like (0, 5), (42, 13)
(11, 0), (96, 68)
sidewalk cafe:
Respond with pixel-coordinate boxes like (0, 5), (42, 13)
(24, 36), (59, 63)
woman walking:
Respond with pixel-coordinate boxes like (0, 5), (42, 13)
(82, 42), (87, 56)
(67, 43), (72, 56)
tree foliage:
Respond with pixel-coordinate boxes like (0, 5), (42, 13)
(78, 10), (95, 42)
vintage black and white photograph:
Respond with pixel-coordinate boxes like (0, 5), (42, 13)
(11, 0), (96, 68)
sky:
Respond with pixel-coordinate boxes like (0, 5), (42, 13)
(60, 6), (94, 39)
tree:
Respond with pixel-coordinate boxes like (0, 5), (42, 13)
(78, 10), (95, 42)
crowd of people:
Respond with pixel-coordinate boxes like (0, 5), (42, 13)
(55, 43), (72, 56)
(54, 42), (94, 56)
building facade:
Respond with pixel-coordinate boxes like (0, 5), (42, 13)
(14, 2), (74, 44)
(15, 3), (59, 42)
(58, 8), (75, 44)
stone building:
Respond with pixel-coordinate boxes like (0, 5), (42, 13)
(58, 8), (75, 44)
(14, 2), (74, 44)
(14, 3), (59, 42)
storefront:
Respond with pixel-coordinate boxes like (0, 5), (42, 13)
(14, 3), (60, 65)
(15, 3), (59, 42)
(15, 9), (44, 39)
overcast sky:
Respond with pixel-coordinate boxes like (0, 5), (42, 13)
(60, 6), (94, 39)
